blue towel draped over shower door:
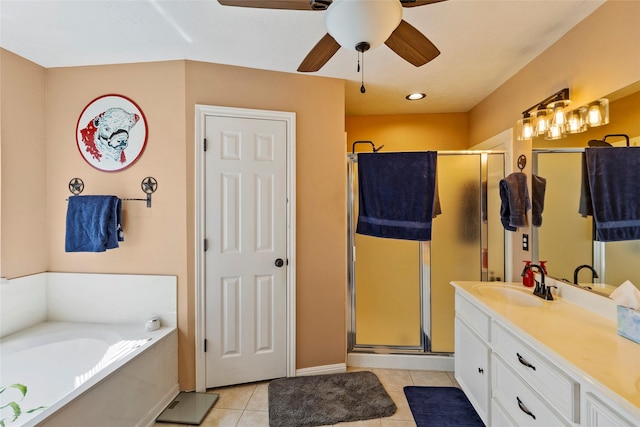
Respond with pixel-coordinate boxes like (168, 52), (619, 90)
(65, 195), (123, 252)
(585, 147), (640, 241)
(357, 151), (437, 241)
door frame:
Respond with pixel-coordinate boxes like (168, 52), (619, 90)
(194, 105), (296, 392)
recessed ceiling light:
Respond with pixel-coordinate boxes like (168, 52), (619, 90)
(406, 93), (426, 101)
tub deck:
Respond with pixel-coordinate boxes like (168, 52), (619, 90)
(0, 321), (177, 427)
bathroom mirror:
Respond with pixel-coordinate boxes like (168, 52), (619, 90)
(531, 81), (640, 295)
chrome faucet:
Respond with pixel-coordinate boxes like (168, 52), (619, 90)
(521, 263), (554, 300)
(573, 264), (599, 285)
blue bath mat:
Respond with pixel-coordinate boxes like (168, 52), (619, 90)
(404, 386), (484, 427)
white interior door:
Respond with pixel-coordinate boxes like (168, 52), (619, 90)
(204, 115), (288, 388)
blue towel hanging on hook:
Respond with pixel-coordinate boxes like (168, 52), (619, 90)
(584, 146), (640, 241)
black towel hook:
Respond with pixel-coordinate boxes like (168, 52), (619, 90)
(352, 140), (384, 154)
(517, 154), (527, 171)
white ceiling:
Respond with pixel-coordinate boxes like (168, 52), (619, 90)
(0, 0), (605, 115)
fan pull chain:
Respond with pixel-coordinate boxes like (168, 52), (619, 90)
(355, 42), (369, 94)
(360, 51), (366, 94)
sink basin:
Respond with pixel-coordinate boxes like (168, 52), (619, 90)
(475, 285), (545, 307)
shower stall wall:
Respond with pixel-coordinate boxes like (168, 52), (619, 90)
(347, 151), (505, 355)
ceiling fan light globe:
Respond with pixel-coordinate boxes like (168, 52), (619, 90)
(325, 0), (402, 51)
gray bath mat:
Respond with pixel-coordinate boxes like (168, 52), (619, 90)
(156, 391), (218, 425)
(268, 371), (396, 427)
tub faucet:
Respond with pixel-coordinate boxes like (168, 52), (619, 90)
(573, 264), (599, 285)
(522, 264), (554, 300)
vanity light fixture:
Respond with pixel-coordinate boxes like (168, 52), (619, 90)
(516, 88), (570, 141)
(516, 88), (610, 141)
(406, 92), (426, 100)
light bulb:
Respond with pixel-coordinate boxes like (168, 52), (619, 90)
(545, 124), (564, 140)
(535, 109), (549, 135)
(565, 107), (587, 134)
(587, 103), (602, 126)
(523, 123), (534, 139)
(517, 117), (534, 141)
(553, 106), (566, 125)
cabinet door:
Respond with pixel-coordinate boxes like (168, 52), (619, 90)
(584, 392), (636, 427)
(455, 317), (490, 425)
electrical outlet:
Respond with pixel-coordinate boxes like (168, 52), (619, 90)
(522, 234), (529, 251)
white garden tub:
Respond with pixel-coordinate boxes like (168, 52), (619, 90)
(0, 321), (178, 427)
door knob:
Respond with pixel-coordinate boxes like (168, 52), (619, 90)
(275, 258), (285, 267)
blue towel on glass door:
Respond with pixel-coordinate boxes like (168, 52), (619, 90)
(65, 195), (123, 252)
(357, 151), (437, 241)
(585, 147), (640, 241)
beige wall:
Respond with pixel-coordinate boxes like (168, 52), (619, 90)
(183, 61), (347, 372)
(1, 49), (48, 278)
(346, 113), (469, 152)
(44, 60), (192, 383)
(1, 53), (346, 390)
(470, 0), (640, 147)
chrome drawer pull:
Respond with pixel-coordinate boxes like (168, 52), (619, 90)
(517, 352), (536, 370)
(517, 396), (536, 420)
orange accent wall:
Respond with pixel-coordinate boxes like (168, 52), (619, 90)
(346, 113), (469, 152)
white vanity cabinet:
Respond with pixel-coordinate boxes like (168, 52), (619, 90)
(454, 293), (491, 425)
(452, 282), (640, 427)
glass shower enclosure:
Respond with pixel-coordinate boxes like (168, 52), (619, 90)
(347, 151), (506, 354)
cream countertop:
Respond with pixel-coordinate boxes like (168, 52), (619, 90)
(451, 280), (640, 415)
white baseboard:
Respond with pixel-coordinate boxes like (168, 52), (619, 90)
(295, 363), (347, 376)
(347, 353), (454, 371)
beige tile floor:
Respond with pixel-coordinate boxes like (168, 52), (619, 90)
(155, 368), (459, 427)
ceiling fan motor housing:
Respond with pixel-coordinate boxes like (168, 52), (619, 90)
(325, 0), (402, 51)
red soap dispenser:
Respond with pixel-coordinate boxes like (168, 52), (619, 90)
(523, 260), (534, 287)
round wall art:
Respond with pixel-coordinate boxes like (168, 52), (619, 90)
(76, 94), (148, 172)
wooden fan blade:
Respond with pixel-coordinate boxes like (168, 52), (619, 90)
(297, 33), (341, 72)
(384, 20), (440, 67)
(218, 0), (330, 11)
(401, 0), (447, 8)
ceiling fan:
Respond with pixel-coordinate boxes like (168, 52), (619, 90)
(217, 0), (446, 72)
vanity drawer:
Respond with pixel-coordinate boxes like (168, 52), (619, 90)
(492, 398), (518, 427)
(492, 322), (579, 423)
(455, 291), (491, 341)
(493, 355), (570, 426)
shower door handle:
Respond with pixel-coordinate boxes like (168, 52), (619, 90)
(275, 258), (285, 267)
